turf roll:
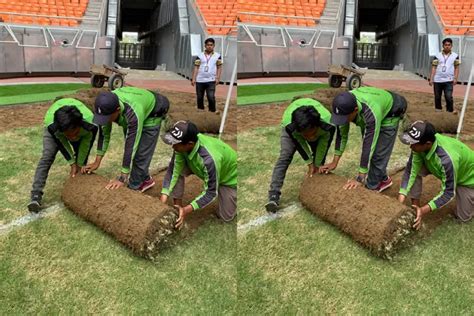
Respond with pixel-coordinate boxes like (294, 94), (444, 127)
(405, 111), (458, 133)
(61, 174), (179, 260)
(299, 174), (416, 260)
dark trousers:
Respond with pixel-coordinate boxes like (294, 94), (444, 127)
(196, 81), (216, 112)
(433, 82), (454, 112)
(31, 129), (81, 201)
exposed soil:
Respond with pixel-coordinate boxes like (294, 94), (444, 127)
(299, 173), (415, 259)
(0, 87), (237, 136)
(237, 88), (474, 135)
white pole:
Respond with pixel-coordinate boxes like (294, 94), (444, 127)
(456, 64), (474, 139)
(219, 59), (238, 138)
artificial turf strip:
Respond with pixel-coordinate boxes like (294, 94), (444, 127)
(0, 83), (90, 106)
(237, 83), (329, 105)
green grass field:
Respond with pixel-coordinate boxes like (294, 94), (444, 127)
(0, 122), (236, 313)
(0, 83), (90, 106)
(237, 121), (474, 314)
(237, 83), (329, 105)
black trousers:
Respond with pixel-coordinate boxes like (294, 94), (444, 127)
(433, 82), (454, 112)
(196, 81), (216, 112)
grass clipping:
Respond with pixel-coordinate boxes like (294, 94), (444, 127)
(62, 174), (179, 260)
(299, 174), (416, 260)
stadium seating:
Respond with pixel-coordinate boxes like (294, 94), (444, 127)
(0, 0), (88, 27)
(433, 0), (474, 35)
(195, 0), (326, 35)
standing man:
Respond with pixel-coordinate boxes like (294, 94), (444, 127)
(84, 87), (169, 192)
(265, 97), (336, 213)
(322, 87), (407, 192)
(191, 38), (223, 113)
(398, 121), (474, 228)
(160, 121), (237, 228)
(28, 98), (98, 213)
(429, 37), (461, 113)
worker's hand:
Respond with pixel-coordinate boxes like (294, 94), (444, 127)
(343, 179), (361, 190)
(70, 164), (79, 178)
(319, 161), (337, 174)
(191, 79), (195, 86)
(412, 204), (431, 230)
(307, 163), (318, 177)
(215, 79), (220, 85)
(398, 194), (406, 204)
(175, 204), (193, 229)
(82, 161), (100, 174)
(453, 78), (457, 86)
(105, 179), (125, 190)
(160, 194), (168, 204)
(428, 79), (432, 86)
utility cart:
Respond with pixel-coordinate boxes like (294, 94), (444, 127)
(327, 64), (366, 90)
(90, 64), (127, 90)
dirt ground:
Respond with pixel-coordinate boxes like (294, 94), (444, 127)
(237, 88), (474, 135)
(0, 87), (237, 136)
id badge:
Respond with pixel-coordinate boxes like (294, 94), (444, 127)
(442, 66), (446, 72)
(204, 66), (209, 72)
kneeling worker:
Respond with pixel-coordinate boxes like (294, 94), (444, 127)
(398, 120), (474, 229)
(160, 121), (237, 229)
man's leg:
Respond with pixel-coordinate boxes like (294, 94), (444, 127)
(196, 82), (206, 110)
(217, 185), (237, 222)
(29, 129), (59, 212)
(408, 166), (430, 206)
(454, 186), (474, 222)
(366, 124), (398, 190)
(163, 166), (193, 205)
(433, 82), (443, 111)
(205, 82), (217, 112)
(444, 82), (455, 112)
(267, 128), (297, 211)
(128, 124), (161, 191)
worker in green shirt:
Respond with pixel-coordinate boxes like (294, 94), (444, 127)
(265, 97), (337, 213)
(398, 121), (474, 229)
(322, 87), (407, 192)
(84, 87), (170, 192)
(28, 98), (99, 213)
(160, 121), (237, 229)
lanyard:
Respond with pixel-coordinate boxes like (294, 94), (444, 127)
(442, 52), (451, 65)
(204, 52), (212, 66)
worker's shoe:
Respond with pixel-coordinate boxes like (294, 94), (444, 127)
(265, 195), (280, 213)
(27, 196), (42, 214)
(138, 177), (155, 193)
(375, 176), (393, 193)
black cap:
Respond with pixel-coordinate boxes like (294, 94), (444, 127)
(330, 92), (358, 125)
(93, 92), (120, 125)
(400, 121), (436, 145)
(162, 121), (199, 145)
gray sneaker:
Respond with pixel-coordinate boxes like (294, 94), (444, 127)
(27, 200), (42, 213)
(265, 200), (279, 213)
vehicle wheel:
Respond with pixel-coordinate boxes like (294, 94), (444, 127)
(328, 74), (343, 88)
(90, 74), (105, 88)
(347, 74), (362, 90)
(108, 74), (124, 90)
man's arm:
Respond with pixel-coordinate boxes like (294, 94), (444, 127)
(427, 151), (456, 210)
(161, 152), (186, 196)
(216, 56), (223, 84)
(454, 56), (461, 85)
(76, 124), (97, 167)
(189, 151), (219, 211)
(285, 126), (313, 165)
(399, 152), (423, 197)
(334, 124), (349, 157)
(429, 57), (438, 86)
(192, 57), (201, 86)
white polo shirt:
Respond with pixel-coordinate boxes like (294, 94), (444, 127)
(194, 51), (223, 83)
(432, 51), (461, 83)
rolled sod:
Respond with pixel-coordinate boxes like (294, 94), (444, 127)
(299, 174), (416, 260)
(405, 111), (458, 133)
(62, 174), (179, 260)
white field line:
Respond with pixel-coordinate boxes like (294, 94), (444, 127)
(237, 203), (302, 234)
(0, 203), (64, 235)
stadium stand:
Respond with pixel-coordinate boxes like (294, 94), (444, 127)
(0, 0), (88, 27)
(433, 0), (474, 35)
